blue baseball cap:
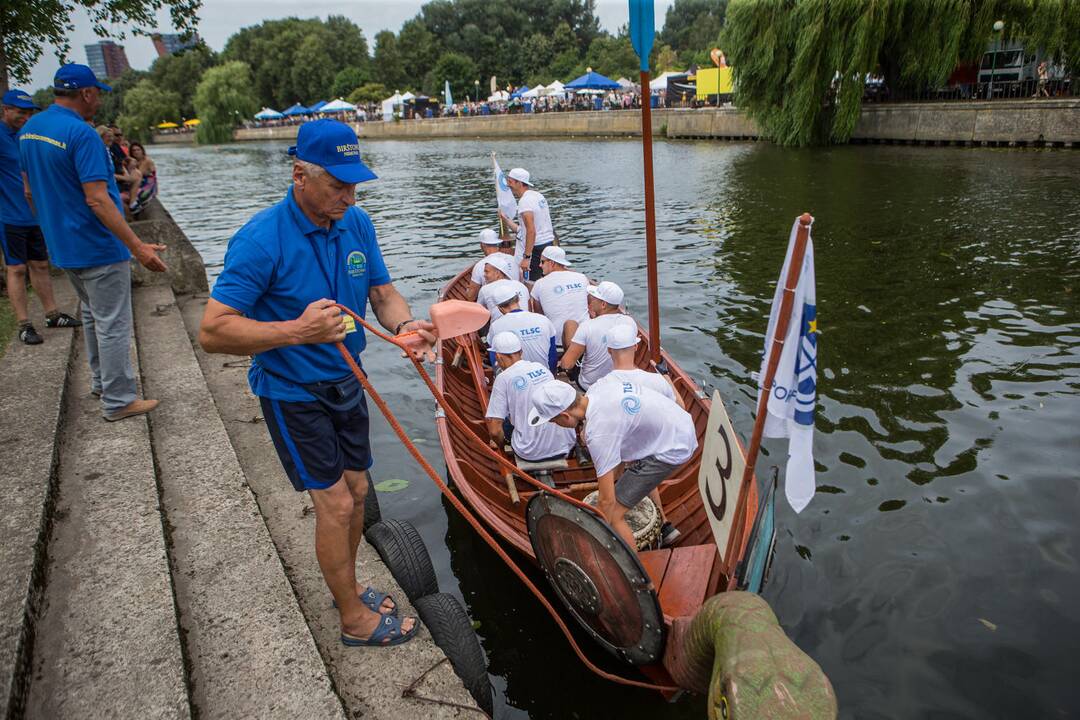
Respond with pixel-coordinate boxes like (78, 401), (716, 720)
(1, 89), (38, 109)
(287, 119), (376, 184)
(54, 64), (112, 92)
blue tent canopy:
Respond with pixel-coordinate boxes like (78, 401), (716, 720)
(509, 86), (529, 99)
(309, 100), (328, 112)
(254, 107), (284, 120)
(564, 71), (620, 90)
(282, 103), (309, 116)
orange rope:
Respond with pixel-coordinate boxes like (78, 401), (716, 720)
(333, 304), (679, 693)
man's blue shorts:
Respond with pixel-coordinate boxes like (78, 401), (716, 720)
(260, 391), (373, 492)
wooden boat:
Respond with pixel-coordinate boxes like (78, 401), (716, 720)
(433, 265), (768, 692)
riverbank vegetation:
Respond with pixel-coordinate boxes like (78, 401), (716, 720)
(6, 0), (1076, 147)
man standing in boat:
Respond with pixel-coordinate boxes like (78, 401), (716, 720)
(499, 167), (556, 280)
(198, 119), (434, 648)
(527, 380), (694, 550)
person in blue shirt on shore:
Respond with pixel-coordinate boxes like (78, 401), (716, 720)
(1, 89), (81, 345)
(20, 65), (167, 421)
(198, 119), (435, 648)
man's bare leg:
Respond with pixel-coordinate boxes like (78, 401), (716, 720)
(342, 469), (394, 614)
(597, 474), (636, 549)
(5, 264), (28, 323)
(27, 260), (59, 315)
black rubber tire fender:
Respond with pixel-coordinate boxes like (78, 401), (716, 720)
(362, 474), (381, 537)
(365, 518), (438, 603)
(414, 592), (493, 717)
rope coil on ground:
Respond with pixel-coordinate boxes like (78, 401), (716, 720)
(333, 303), (680, 693)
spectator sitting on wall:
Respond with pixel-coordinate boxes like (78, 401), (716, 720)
(128, 142), (157, 213)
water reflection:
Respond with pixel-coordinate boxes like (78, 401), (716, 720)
(153, 139), (1080, 719)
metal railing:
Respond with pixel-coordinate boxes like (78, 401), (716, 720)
(864, 77), (1074, 103)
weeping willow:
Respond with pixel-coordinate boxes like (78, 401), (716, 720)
(722, 0), (1080, 146)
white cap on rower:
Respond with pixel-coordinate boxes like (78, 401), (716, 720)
(605, 322), (640, 350)
(488, 279), (520, 306)
(507, 167), (533, 186)
(587, 280), (624, 307)
(541, 245), (570, 266)
(478, 228), (500, 245)
(491, 331), (522, 355)
(527, 381), (577, 426)
(484, 252), (516, 280)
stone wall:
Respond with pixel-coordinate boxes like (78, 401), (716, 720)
(153, 100), (1079, 147)
(129, 198), (209, 295)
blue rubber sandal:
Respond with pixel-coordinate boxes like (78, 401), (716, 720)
(341, 614), (420, 647)
(333, 586), (398, 616)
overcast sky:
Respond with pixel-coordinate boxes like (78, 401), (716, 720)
(25, 0), (674, 91)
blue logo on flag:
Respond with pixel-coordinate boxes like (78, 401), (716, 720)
(498, 172), (509, 191)
(793, 302), (817, 426)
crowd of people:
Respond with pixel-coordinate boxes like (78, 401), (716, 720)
(466, 164), (697, 553)
(2, 64), (166, 424)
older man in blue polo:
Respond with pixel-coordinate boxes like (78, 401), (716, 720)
(199, 119), (434, 647)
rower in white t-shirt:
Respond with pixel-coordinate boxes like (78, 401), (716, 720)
(526, 380), (695, 550)
(467, 228), (516, 301)
(500, 167), (556, 281)
(558, 280), (635, 390)
(530, 246), (589, 348)
(592, 322), (686, 409)
(485, 332), (576, 462)
(476, 262), (530, 325)
(486, 283), (558, 373)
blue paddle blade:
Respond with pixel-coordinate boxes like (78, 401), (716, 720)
(628, 0), (655, 72)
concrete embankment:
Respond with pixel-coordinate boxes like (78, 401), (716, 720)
(0, 200), (479, 718)
(154, 99), (1080, 147)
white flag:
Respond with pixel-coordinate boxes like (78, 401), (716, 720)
(444, 80), (453, 107)
(492, 155), (518, 219)
(758, 217), (818, 513)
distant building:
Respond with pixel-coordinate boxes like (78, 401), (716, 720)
(152, 32), (200, 58)
(84, 40), (130, 79)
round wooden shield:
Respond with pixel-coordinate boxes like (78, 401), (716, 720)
(526, 492), (664, 665)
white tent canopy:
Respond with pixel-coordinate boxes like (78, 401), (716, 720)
(486, 90), (509, 102)
(400, 91), (416, 101)
(522, 84), (546, 98)
(649, 71), (686, 91)
(320, 97), (357, 112)
(381, 92), (403, 120)
(616, 77), (634, 89)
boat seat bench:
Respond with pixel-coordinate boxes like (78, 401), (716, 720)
(640, 545), (718, 619)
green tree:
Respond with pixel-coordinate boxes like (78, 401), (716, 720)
(193, 61), (258, 144)
(655, 44), (681, 72)
(149, 44), (218, 118)
(398, 18), (441, 84)
(95, 68), (148, 125)
(660, 0), (727, 66)
(224, 16), (370, 107)
(373, 31), (406, 91)
(0, 0), (201, 92)
(429, 51), (477, 100)
(117, 79), (181, 142)
(331, 66), (368, 98)
(577, 34), (638, 80)
(347, 82), (388, 105)
(31, 87), (52, 109)
(723, 0), (1080, 147)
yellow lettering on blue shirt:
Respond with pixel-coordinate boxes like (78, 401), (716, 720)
(20, 133), (67, 150)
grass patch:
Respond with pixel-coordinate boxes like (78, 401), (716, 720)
(0, 296), (15, 358)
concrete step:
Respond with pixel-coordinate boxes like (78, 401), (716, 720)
(22, 296), (190, 718)
(0, 281), (78, 717)
(133, 285), (345, 719)
(178, 294), (478, 719)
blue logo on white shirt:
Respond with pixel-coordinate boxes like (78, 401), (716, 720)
(519, 326), (542, 336)
(553, 284), (565, 296)
(621, 395), (641, 415)
(513, 376), (528, 391)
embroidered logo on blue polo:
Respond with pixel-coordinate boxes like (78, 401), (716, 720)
(346, 250), (367, 277)
(513, 376), (528, 391)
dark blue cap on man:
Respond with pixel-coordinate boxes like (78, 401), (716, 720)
(1, 89), (38, 109)
(287, 119), (377, 184)
(53, 64), (112, 92)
